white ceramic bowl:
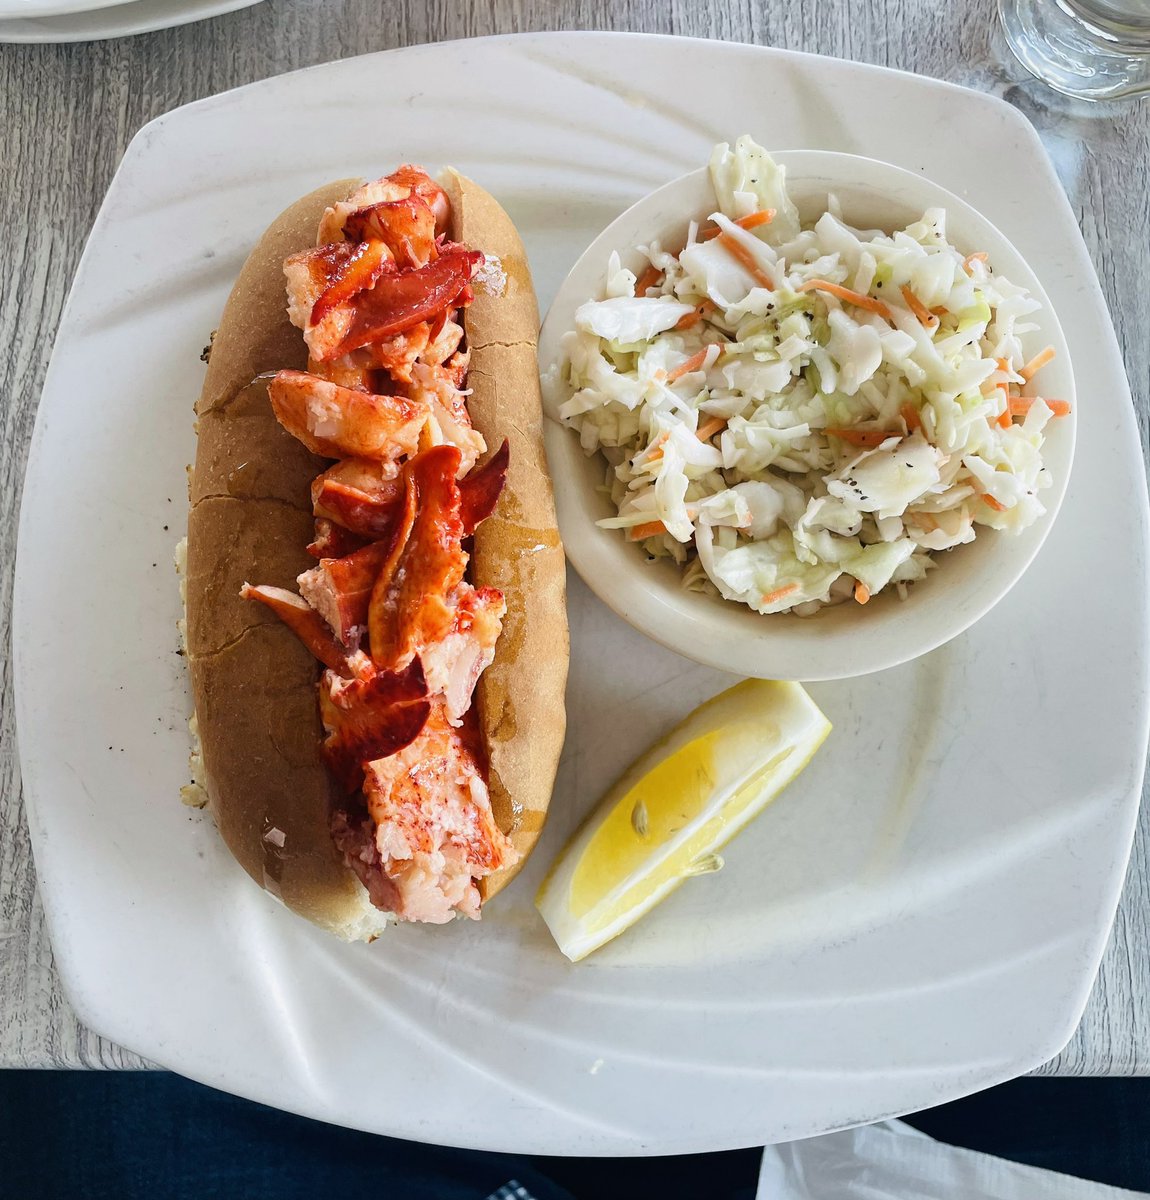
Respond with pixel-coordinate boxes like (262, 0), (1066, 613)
(539, 151), (1076, 681)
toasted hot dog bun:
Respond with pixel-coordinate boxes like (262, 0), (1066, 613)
(443, 170), (569, 899)
(186, 175), (566, 937)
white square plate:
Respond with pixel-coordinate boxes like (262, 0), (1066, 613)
(14, 33), (1150, 1154)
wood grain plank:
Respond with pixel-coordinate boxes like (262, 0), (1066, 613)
(1, 0), (1147, 1076)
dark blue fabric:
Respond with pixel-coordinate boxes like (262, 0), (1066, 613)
(1, 1071), (1148, 1198)
(0, 1071), (573, 1200)
(0, 1071), (761, 1199)
(903, 1077), (1150, 1194)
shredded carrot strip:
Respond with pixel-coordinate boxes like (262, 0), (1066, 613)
(825, 427), (894, 448)
(963, 251), (989, 275)
(798, 279), (893, 321)
(634, 265), (662, 296)
(854, 581), (871, 605)
(696, 416), (727, 442)
(900, 403), (922, 433)
(761, 583), (799, 605)
(1008, 396), (1072, 418)
(628, 520), (668, 540)
(996, 357), (1010, 373)
(700, 209), (776, 240)
(995, 409), (1012, 430)
(929, 305), (948, 318)
(979, 493), (1007, 512)
(642, 432), (669, 463)
(900, 285), (937, 328)
(1019, 345), (1056, 382)
(718, 233), (775, 290)
(676, 299), (718, 330)
(666, 348), (711, 383)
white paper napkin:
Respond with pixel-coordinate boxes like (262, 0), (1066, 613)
(757, 1119), (1149, 1199)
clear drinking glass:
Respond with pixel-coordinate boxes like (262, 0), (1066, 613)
(1000, 0), (1150, 99)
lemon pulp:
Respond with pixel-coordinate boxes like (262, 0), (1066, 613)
(569, 731), (795, 939)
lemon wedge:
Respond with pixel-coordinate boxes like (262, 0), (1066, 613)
(536, 679), (831, 961)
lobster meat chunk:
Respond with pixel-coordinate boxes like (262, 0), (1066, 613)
(268, 370), (427, 462)
(320, 657), (431, 794)
(348, 702), (517, 923)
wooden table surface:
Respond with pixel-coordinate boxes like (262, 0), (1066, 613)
(1, 0), (1148, 1075)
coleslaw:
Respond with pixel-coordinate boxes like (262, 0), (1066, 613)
(556, 137), (1069, 615)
